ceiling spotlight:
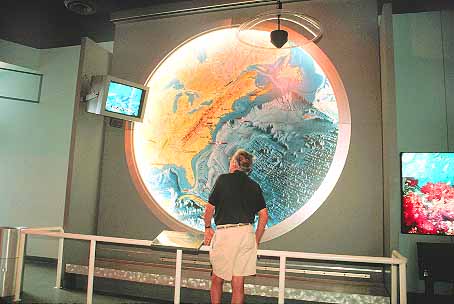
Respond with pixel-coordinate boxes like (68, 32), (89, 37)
(270, 1), (288, 48)
(64, 0), (96, 16)
(237, 0), (322, 49)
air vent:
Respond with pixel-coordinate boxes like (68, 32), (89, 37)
(64, 0), (96, 16)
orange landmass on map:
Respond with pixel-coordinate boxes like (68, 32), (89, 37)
(137, 42), (300, 186)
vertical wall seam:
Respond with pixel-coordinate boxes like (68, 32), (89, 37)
(94, 118), (107, 234)
(439, 10), (449, 151)
(63, 40), (85, 229)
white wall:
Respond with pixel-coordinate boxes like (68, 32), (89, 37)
(0, 39), (40, 70)
(0, 40), (113, 258)
(0, 45), (79, 257)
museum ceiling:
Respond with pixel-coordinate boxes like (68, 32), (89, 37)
(0, 0), (452, 49)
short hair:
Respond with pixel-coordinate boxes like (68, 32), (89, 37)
(232, 149), (254, 173)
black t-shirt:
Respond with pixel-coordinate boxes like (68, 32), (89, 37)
(208, 170), (267, 226)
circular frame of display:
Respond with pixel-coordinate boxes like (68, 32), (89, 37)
(124, 25), (351, 241)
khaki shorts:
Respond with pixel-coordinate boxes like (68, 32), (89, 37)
(209, 224), (257, 281)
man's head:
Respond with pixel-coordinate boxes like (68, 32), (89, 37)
(229, 149), (254, 173)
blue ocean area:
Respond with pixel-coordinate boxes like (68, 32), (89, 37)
(146, 165), (192, 200)
(402, 153), (454, 186)
(247, 49), (324, 103)
(210, 96), (253, 142)
(288, 48), (324, 102)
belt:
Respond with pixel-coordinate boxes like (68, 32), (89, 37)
(216, 223), (251, 229)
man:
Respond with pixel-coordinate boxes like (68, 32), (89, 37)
(204, 149), (268, 304)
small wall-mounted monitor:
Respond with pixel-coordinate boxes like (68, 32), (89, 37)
(86, 75), (149, 123)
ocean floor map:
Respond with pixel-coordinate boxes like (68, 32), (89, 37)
(132, 28), (341, 231)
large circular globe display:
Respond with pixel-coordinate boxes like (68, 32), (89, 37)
(126, 27), (350, 241)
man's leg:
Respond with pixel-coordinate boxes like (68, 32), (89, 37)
(231, 275), (245, 304)
(210, 273), (224, 304)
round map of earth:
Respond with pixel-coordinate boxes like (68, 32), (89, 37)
(125, 27), (351, 241)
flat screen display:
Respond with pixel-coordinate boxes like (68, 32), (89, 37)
(105, 81), (144, 117)
(401, 152), (454, 235)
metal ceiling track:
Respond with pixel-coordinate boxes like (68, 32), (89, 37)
(111, 0), (308, 23)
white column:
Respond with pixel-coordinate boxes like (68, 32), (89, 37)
(391, 264), (397, 304)
(278, 256), (286, 304)
(55, 237), (64, 288)
(399, 262), (407, 304)
(13, 232), (27, 302)
(174, 249), (183, 304)
(87, 240), (96, 304)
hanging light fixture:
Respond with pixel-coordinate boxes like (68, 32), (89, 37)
(237, 0), (323, 49)
(270, 1), (288, 48)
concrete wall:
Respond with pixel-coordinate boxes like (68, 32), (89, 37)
(394, 10), (454, 293)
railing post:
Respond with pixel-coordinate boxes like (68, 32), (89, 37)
(13, 231), (27, 302)
(55, 236), (64, 288)
(391, 264), (397, 304)
(278, 256), (286, 304)
(174, 249), (183, 304)
(399, 261), (407, 304)
(87, 240), (96, 304)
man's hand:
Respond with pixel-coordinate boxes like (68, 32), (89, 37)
(255, 208), (268, 246)
(204, 227), (214, 245)
(204, 203), (215, 245)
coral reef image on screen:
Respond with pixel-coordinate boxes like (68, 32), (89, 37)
(402, 153), (454, 235)
(106, 81), (143, 117)
(130, 27), (348, 234)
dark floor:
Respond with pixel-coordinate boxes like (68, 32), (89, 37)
(407, 293), (454, 304)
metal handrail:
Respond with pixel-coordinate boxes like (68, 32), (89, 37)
(14, 229), (407, 304)
(13, 226), (65, 292)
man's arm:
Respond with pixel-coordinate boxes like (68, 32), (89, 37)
(204, 203), (215, 245)
(255, 208), (268, 245)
